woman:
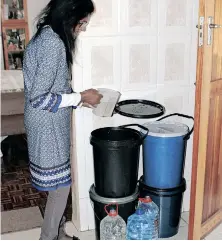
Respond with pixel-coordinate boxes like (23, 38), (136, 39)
(22, 0), (102, 239)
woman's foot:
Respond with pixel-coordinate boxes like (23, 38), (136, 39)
(72, 236), (80, 240)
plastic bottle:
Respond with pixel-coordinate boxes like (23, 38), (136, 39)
(100, 205), (126, 240)
(126, 208), (152, 240)
(138, 196), (159, 239)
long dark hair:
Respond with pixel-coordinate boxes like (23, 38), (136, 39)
(34, 0), (94, 66)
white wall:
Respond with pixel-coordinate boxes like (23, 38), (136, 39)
(27, 0), (49, 38)
(71, 0), (199, 231)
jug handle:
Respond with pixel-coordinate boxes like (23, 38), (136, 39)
(104, 203), (119, 215)
(119, 124), (149, 141)
(156, 113), (194, 140)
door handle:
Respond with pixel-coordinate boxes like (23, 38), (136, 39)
(208, 17), (222, 45)
(209, 24), (222, 29)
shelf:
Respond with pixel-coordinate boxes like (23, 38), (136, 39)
(8, 50), (24, 54)
(2, 19), (27, 25)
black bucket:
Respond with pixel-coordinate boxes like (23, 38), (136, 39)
(139, 176), (186, 238)
(89, 184), (139, 240)
(90, 124), (148, 198)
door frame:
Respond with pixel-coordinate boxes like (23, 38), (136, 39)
(188, 0), (222, 239)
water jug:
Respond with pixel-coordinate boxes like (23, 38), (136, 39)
(100, 204), (126, 240)
(139, 196), (159, 239)
(127, 208), (157, 240)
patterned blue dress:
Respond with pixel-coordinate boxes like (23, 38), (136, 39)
(23, 26), (72, 191)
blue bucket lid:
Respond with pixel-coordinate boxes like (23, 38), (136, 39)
(142, 121), (189, 137)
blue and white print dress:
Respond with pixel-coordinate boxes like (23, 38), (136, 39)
(23, 26), (72, 191)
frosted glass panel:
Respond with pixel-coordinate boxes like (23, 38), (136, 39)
(129, 0), (151, 27)
(129, 44), (150, 83)
(166, 0), (187, 26)
(91, 46), (113, 86)
(164, 43), (185, 81)
(90, 0), (112, 27)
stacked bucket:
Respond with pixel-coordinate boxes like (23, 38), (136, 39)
(89, 124), (148, 240)
(88, 114), (194, 239)
(139, 113), (194, 238)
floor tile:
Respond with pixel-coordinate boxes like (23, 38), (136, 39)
(1, 227), (76, 240)
(181, 211), (189, 224)
(1, 228), (41, 240)
(180, 218), (188, 227)
(1, 207), (43, 234)
(162, 225), (188, 240)
(80, 230), (96, 240)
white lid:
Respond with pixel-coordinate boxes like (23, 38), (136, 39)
(142, 121), (189, 137)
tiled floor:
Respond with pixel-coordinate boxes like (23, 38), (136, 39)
(2, 212), (221, 240)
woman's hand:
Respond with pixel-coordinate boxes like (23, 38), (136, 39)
(80, 89), (103, 107)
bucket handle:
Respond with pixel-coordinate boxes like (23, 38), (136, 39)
(157, 113), (194, 140)
(119, 124), (149, 141)
(104, 203), (118, 215)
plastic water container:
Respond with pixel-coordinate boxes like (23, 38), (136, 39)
(126, 207), (158, 240)
(142, 113), (194, 189)
(100, 205), (126, 240)
(138, 196), (159, 237)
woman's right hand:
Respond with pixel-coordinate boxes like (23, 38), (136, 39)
(80, 89), (103, 107)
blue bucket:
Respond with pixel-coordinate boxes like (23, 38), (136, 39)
(142, 113), (194, 189)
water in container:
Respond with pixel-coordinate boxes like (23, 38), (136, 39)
(127, 208), (157, 240)
(138, 196), (159, 239)
(100, 207), (126, 240)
